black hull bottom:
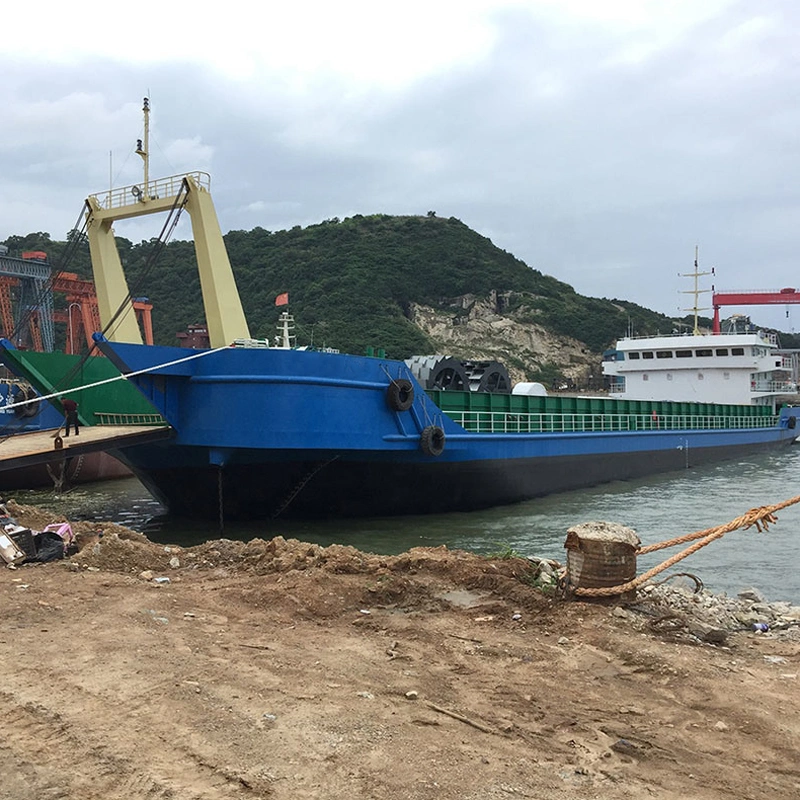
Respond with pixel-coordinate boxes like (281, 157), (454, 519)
(122, 438), (795, 520)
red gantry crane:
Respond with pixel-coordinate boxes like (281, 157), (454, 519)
(712, 287), (800, 333)
(51, 272), (153, 354)
(0, 251), (153, 353)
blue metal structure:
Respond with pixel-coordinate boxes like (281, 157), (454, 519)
(95, 337), (800, 520)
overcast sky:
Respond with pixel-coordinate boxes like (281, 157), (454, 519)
(2, 0), (799, 331)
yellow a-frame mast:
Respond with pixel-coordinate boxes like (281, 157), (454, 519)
(84, 97), (250, 347)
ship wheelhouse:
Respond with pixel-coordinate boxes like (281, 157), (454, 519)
(602, 331), (799, 410)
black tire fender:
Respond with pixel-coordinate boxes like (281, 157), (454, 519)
(23, 387), (40, 418)
(788, 416), (797, 429)
(387, 378), (414, 412)
(12, 390), (26, 418)
(420, 425), (445, 457)
(12, 386), (38, 418)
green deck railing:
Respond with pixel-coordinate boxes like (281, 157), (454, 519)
(443, 410), (778, 434)
(426, 389), (778, 434)
(94, 412), (167, 426)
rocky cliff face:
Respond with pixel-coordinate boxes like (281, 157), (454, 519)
(408, 292), (601, 388)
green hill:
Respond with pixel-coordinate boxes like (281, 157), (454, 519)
(3, 216), (678, 370)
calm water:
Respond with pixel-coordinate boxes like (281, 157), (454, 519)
(13, 446), (800, 602)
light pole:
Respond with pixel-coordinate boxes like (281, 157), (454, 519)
(67, 303), (81, 354)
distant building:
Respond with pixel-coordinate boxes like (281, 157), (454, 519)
(176, 324), (210, 349)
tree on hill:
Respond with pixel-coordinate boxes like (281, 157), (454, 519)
(3, 217), (680, 361)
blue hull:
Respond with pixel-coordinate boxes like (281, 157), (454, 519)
(0, 382), (64, 434)
(97, 339), (800, 519)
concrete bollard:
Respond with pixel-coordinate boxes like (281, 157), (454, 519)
(564, 521), (640, 598)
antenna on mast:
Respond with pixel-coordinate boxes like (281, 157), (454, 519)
(680, 245), (713, 335)
(134, 97), (150, 198)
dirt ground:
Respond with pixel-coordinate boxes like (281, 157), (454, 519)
(2, 500), (799, 800)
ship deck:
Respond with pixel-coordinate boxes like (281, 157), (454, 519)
(0, 425), (171, 473)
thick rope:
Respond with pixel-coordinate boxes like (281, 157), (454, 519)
(638, 493), (800, 554)
(571, 494), (800, 598)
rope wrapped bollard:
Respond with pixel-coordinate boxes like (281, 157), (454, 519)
(564, 522), (640, 598)
(565, 494), (800, 599)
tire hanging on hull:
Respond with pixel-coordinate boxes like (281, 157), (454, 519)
(420, 425), (446, 457)
(13, 385), (40, 418)
(386, 378), (414, 411)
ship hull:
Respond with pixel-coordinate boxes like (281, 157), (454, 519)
(0, 450), (131, 490)
(92, 338), (800, 520)
(112, 433), (795, 519)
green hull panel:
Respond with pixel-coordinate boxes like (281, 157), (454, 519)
(1, 350), (162, 427)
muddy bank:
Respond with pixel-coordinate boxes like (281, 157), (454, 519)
(2, 500), (800, 799)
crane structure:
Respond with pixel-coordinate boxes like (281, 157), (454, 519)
(0, 254), (153, 354)
(50, 272), (154, 354)
(712, 288), (800, 333)
(0, 250), (54, 350)
(0, 276), (19, 340)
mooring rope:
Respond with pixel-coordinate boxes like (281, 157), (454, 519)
(571, 494), (800, 598)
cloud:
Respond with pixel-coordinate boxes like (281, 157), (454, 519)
(2, 0), (800, 330)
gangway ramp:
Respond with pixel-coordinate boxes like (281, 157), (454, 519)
(0, 425), (171, 473)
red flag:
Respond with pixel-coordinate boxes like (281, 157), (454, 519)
(275, 292), (289, 307)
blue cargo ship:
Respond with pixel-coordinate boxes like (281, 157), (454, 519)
(93, 328), (800, 519)
(10, 98), (800, 517)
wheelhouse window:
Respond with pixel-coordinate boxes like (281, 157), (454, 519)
(656, 351), (673, 359)
(731, 347), (745, 356)
(715, 349), (729, 356)
(642, 352), (654, 359)
(695, 349), (713, 357)
(676, 350), (692, 358)
(628, 352), (640, 360)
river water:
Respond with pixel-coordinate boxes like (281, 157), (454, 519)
(12, 446), (800, 602)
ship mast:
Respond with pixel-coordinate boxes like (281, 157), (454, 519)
(84, 98), (251, 347)
(275, 310), (295, 349)
(681, 246), (713, 335)
(135, 97), (149, 198)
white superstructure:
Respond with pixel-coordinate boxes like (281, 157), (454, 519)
(602, 331), (799, 408)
